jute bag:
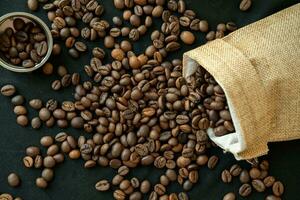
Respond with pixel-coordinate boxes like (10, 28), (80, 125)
(183, 3), (300, 160)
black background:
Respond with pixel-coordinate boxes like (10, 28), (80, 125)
(0, 0), (300, 199)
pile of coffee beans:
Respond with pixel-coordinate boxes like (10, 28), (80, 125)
(0, 18), (48, 68)
(186, 67), (235, 137)
(0, 0), (286, 200)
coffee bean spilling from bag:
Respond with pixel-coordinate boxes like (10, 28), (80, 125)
(0, 0), (286, 199)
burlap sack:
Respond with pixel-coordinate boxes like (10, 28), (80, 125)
(183, 4), (300, 160)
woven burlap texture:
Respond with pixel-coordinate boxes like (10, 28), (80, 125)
(183, 3), (300, 160)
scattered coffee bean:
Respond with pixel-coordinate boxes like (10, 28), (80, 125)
(7, 173), (21, 187)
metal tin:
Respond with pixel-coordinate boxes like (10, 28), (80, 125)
(0, 12), (53, 73)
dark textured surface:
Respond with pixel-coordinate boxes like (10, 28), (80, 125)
(0, 0), (300, 199)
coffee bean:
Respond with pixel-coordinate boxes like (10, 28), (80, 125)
(113, 189), (126, 200)
(95, 179), (110, 191)
(264, 176), (275, 187)
(29, 99), (42, 109)
(23, 156), (34, 168)
(39, 108), (51, 121)
(249, 167), (261, 179)
(31, 117), (42, 129)
(265, 195), (281, 200)
(22, 59), (35, 68)
(1, 85), (16, 96)
(43, 156), (56, 168)
(51, 80), (62, 91)
(229, 164), (242, 176)
(239, 170), (250, 183)
(17, 115), (29, 127)
(74, 41), (87, 52)
(183, 180), (193, 191)
(27, 0), (38, 11)
(11, 95), (25, 106)
(252, 179), (266, 192)
(7, 173), (20, 187)
(41, 168), (54, 182)
(272, 181), (284, 196)
(223, 192), (236, 200)
(207, 155), (219, 169)
(221, 169), (232, 183)
(239, 183), (252, 197)
(240, 0), (252, 11)
(69, 48), (79, 58)
(42, 62), (53, 75)
(13, 18), (25, 31)
(36, 177), (48, 188)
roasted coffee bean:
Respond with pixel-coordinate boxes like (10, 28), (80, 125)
(69, 48), (79, 58)
(239, 183), (252, 197)
(1, 85), (16, 96)
(207, 155), (219, 169)
(264, 176), (275, 187)
(7, 173), (20, 187)
(140, 180), (151, 194)
(223, 192), (236, 200)
(42, 62), (53, 75)
(252, 179), (266, 192)
(272, 181), (284, 196)
(51, 80), (62, 91)
(95, 180), (110, 191)
(249, 167), (261, 179)
(17, 115), (28, 126)
(29, 99), (42, 110)
(41, 168), (54, 182)
(229, 164), (242, 176)
(27, 0), (38, 11)
(221, 169), (232, 183)
(11, 95), (25, 106)
(74, 41), (87, 52)
(240, 0), (252, 11)
(265, 195), (281, 200)
(36, 177), (48, 188)
(239, 170), (250, 183)
(23, 156), (34, 168)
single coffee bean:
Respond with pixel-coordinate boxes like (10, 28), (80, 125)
(7, 173), (20, 187)
(17, 115), (29, 127)
(74, 41), (87, 52)
(31, 117), (42, 129)
(29, 99), (42, 109)
(95, 179), (110, 191)
(265, 195), (281, 200)
(1, 85), (16, 96)
(239, 170), (250, 183)
(27, 0), (38, 11)
(39, 108), (51, 121)
(207, 155), (219, 169)
(113, 189), (126, 200)
(252, 179), (266, 192)
(183, 180), (193, 191)
(42, 62), (53, 75)
(36, 177), (48, 188)
(51, 80), (62, 91)
(249, 167), (261, 179)
(272, 181), (284, 196)
(240, 0), (252, 11)
(43, 156), (56, 168)
(229, 164), (242, 176)
(69, 48), (79, 58)
(180, 31), (195, 45)
(223, 192), (236, 200)
(264, 176), (275, 187)
(221, 169), (232, 183)
(239, 183), (252, 197)
(13, 18), (25, 31)
(23, 156), (34, 168)
(11, 95), (25, 106)
(41, 168), (54, 182)
(22, 59), (35, 68)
